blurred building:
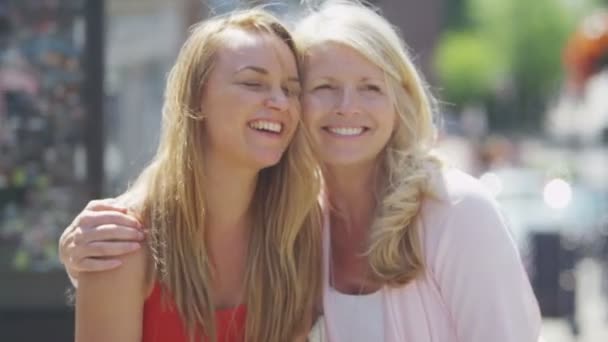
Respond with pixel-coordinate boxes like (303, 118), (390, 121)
(103, 0), (194, 193)
(546, 10), (608, 191)
(0, 1), (199, 340)
(376, 0), (443, 78)
(0, 1), (91, 340)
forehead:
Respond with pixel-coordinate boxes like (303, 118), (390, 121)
(305, 42), (383, 78)
(214, 28), (297, 74)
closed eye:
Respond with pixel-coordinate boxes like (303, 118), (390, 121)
(313, 84), (334, 91)
(242, 81), (263, 87)
(363, 84), (383, 93)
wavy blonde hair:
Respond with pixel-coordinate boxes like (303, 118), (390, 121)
(124, 8), (322, 342)
(295, 0), (441, 285)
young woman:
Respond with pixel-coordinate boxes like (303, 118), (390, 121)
(62, 1), (542, 341)
(72, 8), (322, 342)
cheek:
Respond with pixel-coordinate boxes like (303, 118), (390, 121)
(371, 99), (396, 129)
(203, 102), (244, 139)
(289, 98), (301, 120)
(301, 95), (319, 123)
(302, 93), (332, 121)
(203, 114), (229, 144)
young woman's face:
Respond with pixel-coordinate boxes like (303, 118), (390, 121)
(301, 43), (396, 168)
(201, 28), (301, 170)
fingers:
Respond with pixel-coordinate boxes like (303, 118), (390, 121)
(77, 258), (124, 273)
(64, 198), (132, 238)
(60, 198), (145, 274)
(68, 219), (145, 273)
(84, 224), (145, 243)
(75, 241), (142, 259)
(73, 223), (145, 247)
(69, 241), (141, 273)
(75, 210), (142, 234)
(85, 198), (129, 213)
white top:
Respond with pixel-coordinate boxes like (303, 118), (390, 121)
(326, 288), (385, 342)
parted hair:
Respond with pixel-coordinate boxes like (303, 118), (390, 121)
(125, 8), (322, 342)
(295, 0), (441, 286)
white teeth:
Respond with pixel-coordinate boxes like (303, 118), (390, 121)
(249, 120), (282, 133)
(328, 127), (364, 136)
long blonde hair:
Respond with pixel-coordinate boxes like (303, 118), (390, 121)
(125, 8), (322, 341)
(295, 0), (440, 285)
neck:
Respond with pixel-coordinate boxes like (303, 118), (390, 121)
(324, 161), (381, 232)
(324, 160), (386, 293)
(204, 156), (258, 238)
(202, 154), (260, 307)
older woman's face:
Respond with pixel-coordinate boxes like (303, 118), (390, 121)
(301, 43), (396, 167)
(201, 28), (301, 170)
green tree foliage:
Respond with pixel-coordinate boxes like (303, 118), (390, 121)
(434, 0), (603, 131)
(434, 31), (502, 105)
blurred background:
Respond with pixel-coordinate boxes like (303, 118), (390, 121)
(0, 0), (607, 341)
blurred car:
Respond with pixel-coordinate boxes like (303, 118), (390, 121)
(479, 167), (607, 248)
(479, 167), (608, 334)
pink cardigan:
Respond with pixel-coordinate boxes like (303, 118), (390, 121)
(321, 168), (542, 342)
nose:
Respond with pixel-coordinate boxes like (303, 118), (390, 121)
(264, 87), (290, 112)
(335, 86), (360, 116)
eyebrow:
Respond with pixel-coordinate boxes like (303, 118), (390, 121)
(361, 76), (384, 83)
(310, 75), (382, 82)
(236, 65), (268, 75)
(235, 65), (299, 83)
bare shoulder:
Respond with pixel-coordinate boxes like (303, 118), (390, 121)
(78, 244), (150, 292)
(75, 247), (152, 342)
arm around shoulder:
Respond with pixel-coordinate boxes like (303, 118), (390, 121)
(75, 246), (150, 342)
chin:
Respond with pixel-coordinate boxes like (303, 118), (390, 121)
(321, 151), (377, 167)
(240, 143), (287, 169)
(251, 153), (285, 170)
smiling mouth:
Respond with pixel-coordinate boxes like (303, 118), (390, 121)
(323, 126), (368, 137)
(248, 120), (283, 134)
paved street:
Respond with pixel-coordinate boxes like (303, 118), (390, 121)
(541, 259), (608, 342)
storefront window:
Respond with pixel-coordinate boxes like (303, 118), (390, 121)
(0, 1), (87, 274)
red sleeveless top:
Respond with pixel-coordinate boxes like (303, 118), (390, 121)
(142, 283), (246, 342)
